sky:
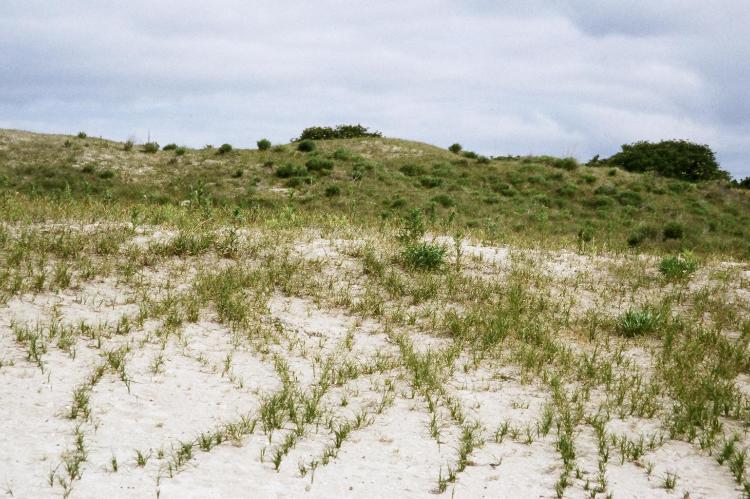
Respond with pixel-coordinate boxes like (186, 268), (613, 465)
(1, 1), (748, 178)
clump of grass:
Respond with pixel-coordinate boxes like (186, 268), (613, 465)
(659, 252), (698, 280)
(617, 307), (662, 337)
(402, 242), (446, 271)
(306, 158), (334, 172)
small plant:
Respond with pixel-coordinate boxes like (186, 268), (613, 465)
(175, 146), (186, 156)
(141, 142), (159, 153)
(402, 242), (446, 271)
(162, 143), (177, 151)
(659, 252), (698, 279)
(297, 140), (316, 152)
(617, 307), (662, 337)
(123, 138), (134, 151)
(663, 221), (684, 240)
(257, 138), (271, 151)
(231, 169), (244, 178)
(217, 143), (233, 154)
(306, 158), (334, 172)
(449, 143), (463, 154)
(77, 131), (87, 139)
(325, 185), (341, 197)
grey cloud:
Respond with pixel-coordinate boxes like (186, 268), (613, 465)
(0, 0), (747, 178)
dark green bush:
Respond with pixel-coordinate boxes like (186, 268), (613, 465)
(419, 176), (442, 188)
(98, 170), (115, 179)
(333, 148), (353, 161)
(297, 124), (381, 141)
(306, 158), (334, 172)
(77, 131), (87, 139)
(462, 151), (478, 160)
(297, 140), (316, 152)
(257, 139), (271, 151)
(402, 242), (446, 271)
(123, 139), (134, 151)
(400, 164), (425, 177)
(553, 157), (579, 171)
(217, 143), (233, 154)
(601, 140), (729, 182)
(275, 163), (307, 178)
(175, 147), (186, 156)
(325, 185), (341, 197)
(431, 194), (455, 207)
(663, 221), (685, 240)
(141, 142), (159, 153)
(627, 225), (658, 246)
(231, 169), (244, 178)
(449, 143), (462, 154)
(163, 143), (177, 151)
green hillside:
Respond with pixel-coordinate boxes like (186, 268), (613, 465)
(1, 128), (748, 259)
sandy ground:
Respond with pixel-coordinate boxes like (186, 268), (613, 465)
(1, 232), (748, 498)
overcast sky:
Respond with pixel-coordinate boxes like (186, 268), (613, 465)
(1, 1), (748, 178)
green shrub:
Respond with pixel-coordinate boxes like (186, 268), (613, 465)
(175, 147), (186, 156)
(554, 157), (579, 171)
(325, 185), (341, 197)
(231, 169), (244, 178)
(419, 176), (442, 188)
(98, 170), (115, 179)
(275, 163), (307, 178)
(601, 140), (729, 181)
(163, 143), (177, 151)
(557, 183), (578, 196)
(627, 225), (658, 246)
(257, 139), (271, 151)
(449, 143), (462, 154)
(297, 140), (316, 152)
(477, 156), (491, 164)
(333, 148), (353, 161)
(123, 139), (134, 151)
(663, 221), (685, 240)
(400, 163), (425, 177)
(285, 176), (312, 188)
(306, 158), (334, 172)
(659, 252), (698, 279)
(141, 142), (159, 153)
(391, 197), (406, 208)
(402, 242), (446, 271)
(617, 307), (662, 337)
(398, 209), (426, 242)
(217, 143), (233, 154)
(272, 145), (287, 153)
(77, 131), (87, 139)
(431, 194), (455, 207)
(462, 151), (478, 160)
(297, 124), (381, 141)
(582, 174), (597, 184)
(617, 190), (642, 206)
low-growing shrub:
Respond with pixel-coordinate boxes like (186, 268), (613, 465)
(81, 164), (96, 174)
(123, 138), (134, 151)
(332, 148), (353, 161)
(163, 143), (178, 151)
(554, 157), (579, 171)
(141, 142), (159, 153)
(272, 145), (287, 153)
(217, 143), (233, 154)
(325, 185), (341, 197)
(663, 221), (684, 240)
(297, 124), (381, 141)
(257, 139), (271, 151)
(98, 170), (115, 179)
(659, 252), (698, 279)
(231, 169), (244, 178)
(77, 131), (87, 139)
(400, 163), (425, 177)
(297, 140), (316, 152)
(627, 225), (658, 246)
(449, 143), (463, 154)
(402, 242), (446, 271)
(275, 163), (307, 178)
(419, 176), (442, 188)
(431, 194), (455, 207)
(617, 190), (642, 206)
(175, 146), (186, 156)
(306, 158), (334, 172)
(462, 151), (478, 160)
(617, 307), (662, 337)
